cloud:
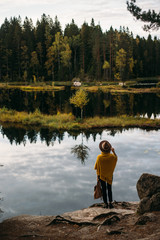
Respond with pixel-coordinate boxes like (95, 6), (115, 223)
(137, 0), (160, 10)
(0, 0), (159, 38)
(0, 0), (61, 6)
(1, 128), (160, 222)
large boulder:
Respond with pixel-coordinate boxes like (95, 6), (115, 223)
(137, 173), (160, 199)
(137, 173), (160, 214)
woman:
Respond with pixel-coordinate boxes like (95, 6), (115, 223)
(94, 140), (117, 208)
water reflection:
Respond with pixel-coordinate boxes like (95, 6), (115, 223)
(0, 126), (66, 146)
(0, 88), (160, 118)
(0, 165), (4, 218)
(71, 134), (90, 164)
(0, 126), (160, 223)
(0, 124), (127, 146)
(71, 144), (90, 164)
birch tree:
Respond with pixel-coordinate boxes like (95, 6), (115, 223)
(70, 88), (89, 119)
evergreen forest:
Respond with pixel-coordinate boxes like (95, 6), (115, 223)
(0, 14), (160, 83)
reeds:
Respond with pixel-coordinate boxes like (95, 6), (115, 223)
(0, 108), (160, 130)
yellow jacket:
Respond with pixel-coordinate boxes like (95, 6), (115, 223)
(94, 152), (117, 185)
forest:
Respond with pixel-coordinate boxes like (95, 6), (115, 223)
(0, 14), (160, 83)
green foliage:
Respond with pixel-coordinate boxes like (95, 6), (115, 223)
(45, 45), (55, 79)
(60, 38), (72, 67)
(0, 15), (160, 82)
(157, 82), (160, 88)
(0, 106), (9, 114)
(30, 51), (39, 77)
(115, 48), (127, 81)
(45, 32), (71, 80)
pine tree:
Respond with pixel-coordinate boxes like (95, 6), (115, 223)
(30, 51), (39, 80)
(21, 45), (29, 82)
(127, 0), (160, 31)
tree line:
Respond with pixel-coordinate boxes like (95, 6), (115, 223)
(0, 14), (160, 83)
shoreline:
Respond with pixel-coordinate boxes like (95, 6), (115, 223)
(1, 201), (160, 240)
(0, 81), (160, 94)
(0, 109), (160, 131)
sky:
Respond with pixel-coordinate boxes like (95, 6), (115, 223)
(0, 0), (160, 39)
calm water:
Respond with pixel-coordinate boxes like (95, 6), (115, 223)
(0, 88), (160, 118)
(0, 126), (160, 222)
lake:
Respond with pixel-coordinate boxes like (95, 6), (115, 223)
(0, 88), (160, 118)
(0, 126), (160, 222)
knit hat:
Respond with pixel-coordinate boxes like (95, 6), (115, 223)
(99, 140), (111, 153)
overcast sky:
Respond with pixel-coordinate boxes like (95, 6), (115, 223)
(0, 0), (160, 39)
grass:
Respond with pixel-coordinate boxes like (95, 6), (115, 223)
(19, 85), (65, 91)
(1, 79), (160, 93)
(0, 108), (160, 131)
(82, 85), (160, 94)
(0, 82), (65, 91)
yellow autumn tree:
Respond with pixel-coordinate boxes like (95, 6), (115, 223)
(61, 37), (72, 67)
(69, 88), (89, 119)
(103, 60), (110, 80)
(45, 32), (71, 80)
(115, 48), (127, 81)
(45, 45), (55, 81)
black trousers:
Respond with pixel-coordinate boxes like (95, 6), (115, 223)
(99, 178), (113, 204)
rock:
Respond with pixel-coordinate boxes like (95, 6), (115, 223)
(100, 215), (120, 226)
(137, 173), (160, 199)
(136, 173), (160, 214)
(106, 227), (124, 235)
(135, 213), (157, 225)
(137, 193), (160, 214)
(138, 233), (160, 240)
(62, 202), (135, 223)
(1, 202), (160, 240)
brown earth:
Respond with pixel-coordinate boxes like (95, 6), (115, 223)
(0, 202), (160, 240)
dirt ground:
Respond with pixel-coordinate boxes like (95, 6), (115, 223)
(0, 202), (160, 240)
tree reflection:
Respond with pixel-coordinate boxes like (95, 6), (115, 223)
(1, 88), (160, 118)
(0, 203), (3, 218)
(0, 124), (155, 147)
(0, 125), (66, 146)
(114, 94), (127, 115)
(39, 128), (65, 146)
(0, 124), (104, 146)
(0, 165), (4, 219)
(1, 126), (27, 145)
(71, 133), (90, 164)
(71, 144), (90, 164)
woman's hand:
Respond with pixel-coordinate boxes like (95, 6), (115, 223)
(111, 147), (117, 157)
